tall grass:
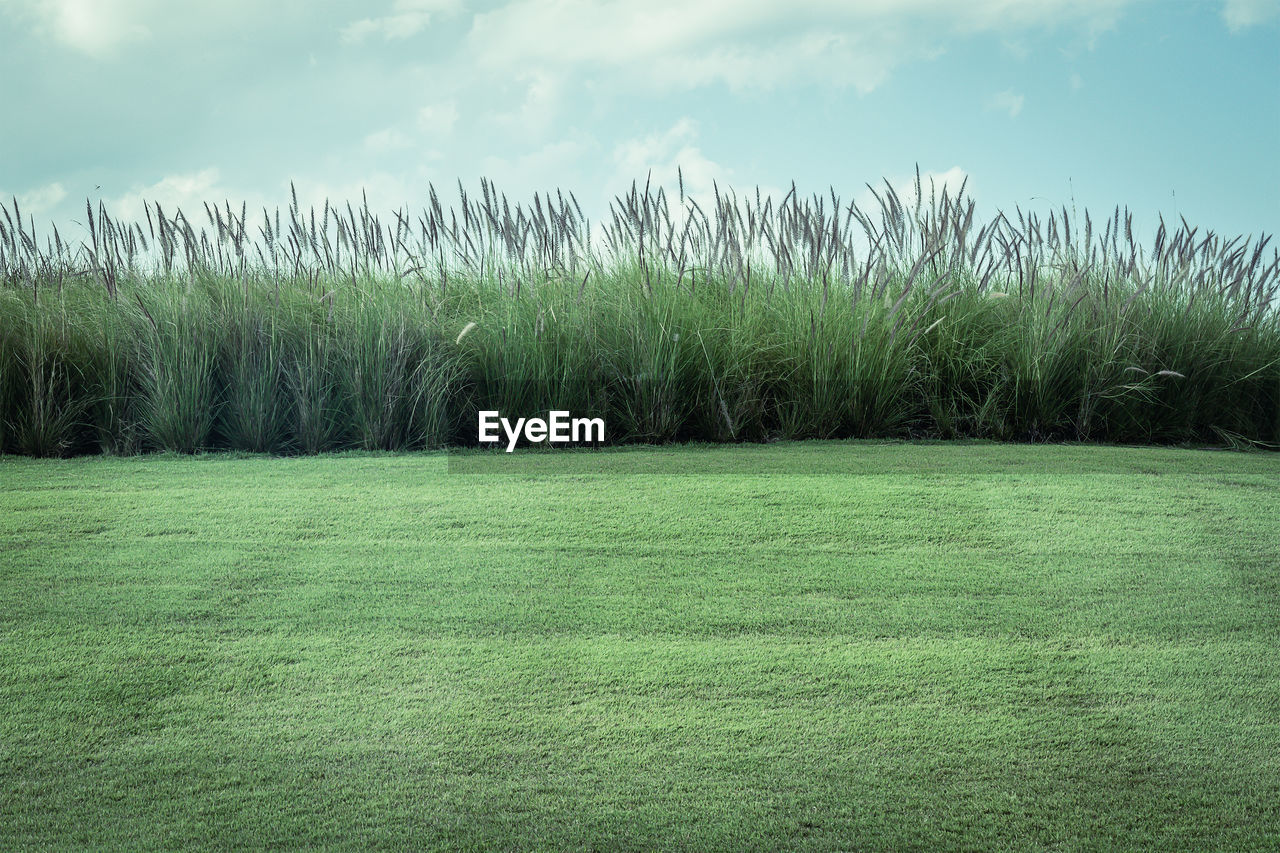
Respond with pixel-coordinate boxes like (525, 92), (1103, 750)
(1, 173), (1276, 455)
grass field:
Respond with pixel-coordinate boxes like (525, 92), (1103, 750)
(2, 442), (1278, 849)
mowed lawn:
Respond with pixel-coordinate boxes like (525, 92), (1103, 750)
(1, 443), (1278, 850)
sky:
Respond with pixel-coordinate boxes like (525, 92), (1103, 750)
(1, 0), (1278, 248)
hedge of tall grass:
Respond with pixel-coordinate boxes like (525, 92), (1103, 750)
(1, 174), (1276, 455)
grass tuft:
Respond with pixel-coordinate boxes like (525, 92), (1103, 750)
(1, 176), (1276, 454)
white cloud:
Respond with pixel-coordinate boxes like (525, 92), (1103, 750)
(417, 100), (459, 135)
(856, 166), (972, 212)
(341, 0), (462, 43)
(1001, 39), (1031, 59)
(484, 72), (564, 137)
(8, 0), (152, 57)
(103, 169), (259, 229)
(606, 118), (792, 234)
(988, 89), (1026, 117)
(466, 0), (1136, 94)
(480, 137), (598, 201)
(364, 128), (414, 152)
(899, 166), (971, 208)
(356, 100), (462, 159)
(1069, 72), (1084, 91)
(850, 166), (973, 254)
(285, 172), (435, 219)
(1221, 0), (1280, 31)
(611, 119), (729, 203)
(1, 0), (285, 57)
(2, 182), (69, 219)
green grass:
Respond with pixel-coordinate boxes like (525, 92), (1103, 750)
(2, 442), (1278, 849)
(4, 178), (1278, 455)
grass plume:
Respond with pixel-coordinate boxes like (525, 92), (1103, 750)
(1, 174), (1276, 454)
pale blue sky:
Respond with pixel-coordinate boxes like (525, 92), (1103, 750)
(2, 0), (1277, 244)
